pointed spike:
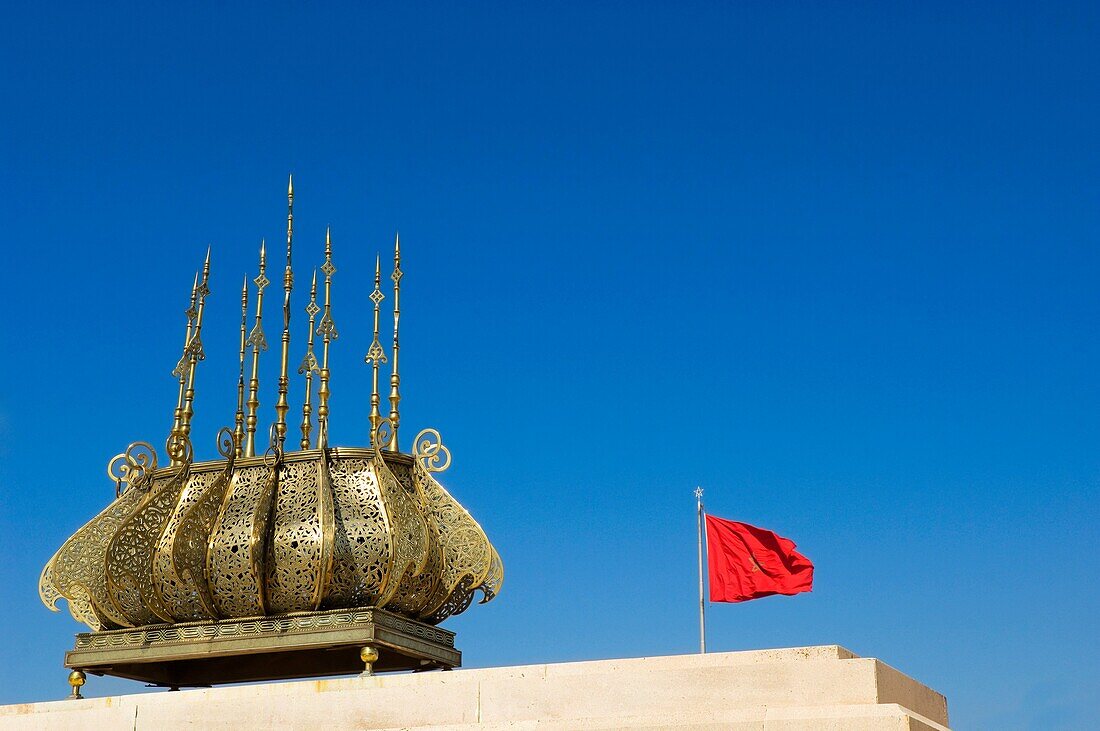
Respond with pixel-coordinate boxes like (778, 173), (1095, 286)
(235, 274), (249, 457)
(388, 232), (402, 451)
(299, 265), (320, 450)
(316, 231), (337, 448)
(170, 272), (202, 464)
(366, 252), (386, 444)
(244, 238), (268, 458)
(274, 174), (295, 453)
(179, 247), (212, 448)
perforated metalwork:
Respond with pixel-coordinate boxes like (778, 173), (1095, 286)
(153, 469), (219, 621)
(39, 554), (109, 630)
(65, 585), (108, 631)
(426, 579), (475, 624)
(386, 461), (441, 615)
(412, 460), (499, 621)
(38, 557), (63, 614)
(43, 442), (502, 632)
(373, 450), (429, 609)
(265, 458), (335, 613)
(323, 457), (389, 608)
(105, 468), (189, 626)
(171, 464), (236, 620)
(41, 486), (146, 630)
(482, 547), (504, 603)
(207, 464), (273, 617)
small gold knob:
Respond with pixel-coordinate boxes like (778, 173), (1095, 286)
(68, 670), (86, 700)
(360, 646), (380, 676)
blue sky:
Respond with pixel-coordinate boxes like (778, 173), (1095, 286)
(1, 2), (1098, 727)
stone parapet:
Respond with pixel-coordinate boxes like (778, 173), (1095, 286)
(0, 645), (949, 730)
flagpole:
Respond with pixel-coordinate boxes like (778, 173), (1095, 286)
(695, 486), (706, 654)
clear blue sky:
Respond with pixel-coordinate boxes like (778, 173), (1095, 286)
(1, 3), (1098, 727)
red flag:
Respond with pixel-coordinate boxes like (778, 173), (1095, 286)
(705, 515), (814, 603)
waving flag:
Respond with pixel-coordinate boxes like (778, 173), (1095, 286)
(704, 515), (814, 603)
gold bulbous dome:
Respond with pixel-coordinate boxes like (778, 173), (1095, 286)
(40, 431), (502, 631)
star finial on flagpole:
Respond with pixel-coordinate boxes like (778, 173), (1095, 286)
(694, 486), (704, 500)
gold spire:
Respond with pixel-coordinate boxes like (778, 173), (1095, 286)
(244, 240), (269, 458)
(180, 247), (212, 445)
(168, 272), (199, 466)
(316, 227), (338, 448)
(387, 232), (402, 451)
(273, 175), (294, 453)
(364, 253), (387, 445)
(234, 276), (249, 458)
(299, 270), (320, 449)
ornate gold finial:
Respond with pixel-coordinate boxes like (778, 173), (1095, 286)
(365, 253), (387, 445)
(39, 180), (506, 686)
(273, 176), (294, 454)
(234, 276), (249, 457)
(299, 270), (320, 449)
(316, 227), (338, 448)
(169, 272), (199, 466)
(244, 240), (269, 458)
(387, 232), (402, 451)
(172, 248), (211, 462)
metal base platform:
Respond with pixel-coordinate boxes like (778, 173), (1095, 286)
(64, 607), (460, 688)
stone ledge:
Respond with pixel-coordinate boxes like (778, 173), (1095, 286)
(0, 646), (950, 730)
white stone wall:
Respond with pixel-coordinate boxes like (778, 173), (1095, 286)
(0, 645), (949, 730)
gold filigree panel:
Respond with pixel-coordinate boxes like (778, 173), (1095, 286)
(171, 463), (236, 620)
(373, 450), (429, 610)
(265, 459), (335, 614)
(152, 469), (220, 621)
(105, 469), (189, 626)
(323, 458), (389, 608)
(39, 553), (109, 630)
(40, 486), (145, 630)
(412, 459), (501, 622)
(385, 461), (441, 616)
(207, 464), (274, 617)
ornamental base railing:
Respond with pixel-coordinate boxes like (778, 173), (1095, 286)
(63, 606), (459, 693)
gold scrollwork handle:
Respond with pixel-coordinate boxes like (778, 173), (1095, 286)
(264, 422), (282, 467)
(371, 420), (393, 455)
(107, 441), (158, 497)
(412, 428), (451, 473)
(216, 426), (235, 460)
(165, 431), (193, 466)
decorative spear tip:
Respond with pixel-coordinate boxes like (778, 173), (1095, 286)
(204, 245), (211, 265)
(192, 271), (199, 290)
(312, 268), (318, 290)
(260, 238), (266, 259)
(375, 254), (381, 276)
(325, 226), (331, 248)
(288, 174), (294, 196)
(394, 231), (400, 254)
